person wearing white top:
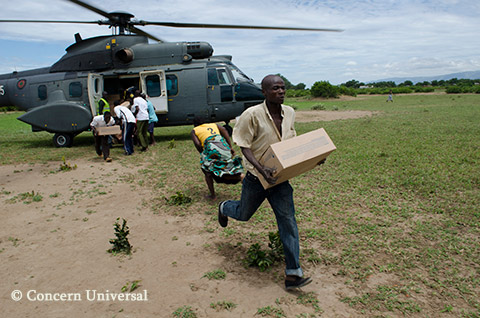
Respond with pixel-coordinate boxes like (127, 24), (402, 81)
(114, 103), (136, 155)
(90, 111), (115, 162)
(131, 90), (149, 151)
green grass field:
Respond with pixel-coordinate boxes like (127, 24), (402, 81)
(1, 93), (479, 316)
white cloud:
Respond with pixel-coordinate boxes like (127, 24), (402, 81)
(0, 0), (479, 86)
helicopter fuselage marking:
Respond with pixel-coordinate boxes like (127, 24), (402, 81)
(0, 85), (4, 95)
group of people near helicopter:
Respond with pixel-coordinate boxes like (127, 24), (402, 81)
(89, 88), (158, 162)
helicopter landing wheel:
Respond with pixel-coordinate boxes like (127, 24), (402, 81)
(53, 133), (73, 148)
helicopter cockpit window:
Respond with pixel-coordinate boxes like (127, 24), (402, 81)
(229, 67), (251, 83)
(38, 85), (47, 101)
(145, 75), (161, 97)
(69, 82), (82, 98)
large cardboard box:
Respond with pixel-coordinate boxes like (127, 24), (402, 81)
(97, 126), (121, 136)
(258, 128), (336, 189)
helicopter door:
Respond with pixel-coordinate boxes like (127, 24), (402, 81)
(207, 68), (234, 104)
(207, 68), (235, 121)
(139, 70), (168, 114)
(87, 73), (104, 116)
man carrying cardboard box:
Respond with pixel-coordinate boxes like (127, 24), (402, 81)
(90, 111), (115, 162)
(218, 74), (324, 290)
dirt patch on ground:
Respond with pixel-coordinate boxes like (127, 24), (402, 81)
(0, 159), (358, 317)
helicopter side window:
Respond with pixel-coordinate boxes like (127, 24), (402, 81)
(69, 82), (83, 98)
(38, 85), (47, 101)
(145, 75), (161, 97)
(94, 78), (101, 94)
(217, 69), (231, 85)
(207, 68), (219, 86)
(166, 75), (178, 96)
(207, 68), (233, 102)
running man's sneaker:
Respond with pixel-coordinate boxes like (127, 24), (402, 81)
(285, 276), (312, 290)
(218, 201), (228, 227)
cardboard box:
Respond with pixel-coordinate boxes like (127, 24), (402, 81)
(258, 128), (336, 189)
(97, 126), (121, 136)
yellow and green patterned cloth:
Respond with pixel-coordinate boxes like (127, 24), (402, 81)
(200, 135), (243, 180)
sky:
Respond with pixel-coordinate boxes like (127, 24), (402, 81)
(0, 0), (479, 87)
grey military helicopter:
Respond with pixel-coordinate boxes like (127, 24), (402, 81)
(0, 0), (341, 147)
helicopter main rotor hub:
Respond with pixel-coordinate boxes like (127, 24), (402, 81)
(94, 11), (136, 35)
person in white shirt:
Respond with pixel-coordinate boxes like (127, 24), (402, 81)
(90, 112), (115, 162)
(114, 102), (136, 155)
(131, 90), (149, 151)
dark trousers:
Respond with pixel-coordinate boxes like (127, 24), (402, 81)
(137, 120), (149, 150)
(94, 134), (110, 159)
(123, 122), (135, 155)
(222, 172), (302, 277)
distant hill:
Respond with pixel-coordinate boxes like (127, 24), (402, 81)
(370, 70), (480, 85)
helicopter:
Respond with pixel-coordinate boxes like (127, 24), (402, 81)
(0, 0), (341, 147)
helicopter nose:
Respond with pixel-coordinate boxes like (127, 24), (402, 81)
(235, 82), (264, 102)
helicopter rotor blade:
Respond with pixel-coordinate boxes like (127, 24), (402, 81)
(129, 26), (164, 43)
(137, 21), (343, 32)
(2, 0), (343, 39)
(0, 19), (101, 24)
(0, 19), (163, 41)
(66, 0), (113, 20)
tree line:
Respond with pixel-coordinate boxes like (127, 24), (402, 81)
(278, 74), (480, 99)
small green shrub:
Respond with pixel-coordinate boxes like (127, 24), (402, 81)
(121, 280), (141, 292)
(245, 232), (284, 271)
(246, 243), (274, 271)
(165, 191), (192, 205)
(7, 191), (43, 204)
(297, 292), (323, 313)
(107, 218), (132, 255)
(256, 305), (286, 317)
(59, 155), (77, 171)
(210, 300), (237, 311)
(173, 305), (197, 318)
(8, 237), (20, 247)
(311, 104), (326, 110)
(203, 269), (226, 280)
